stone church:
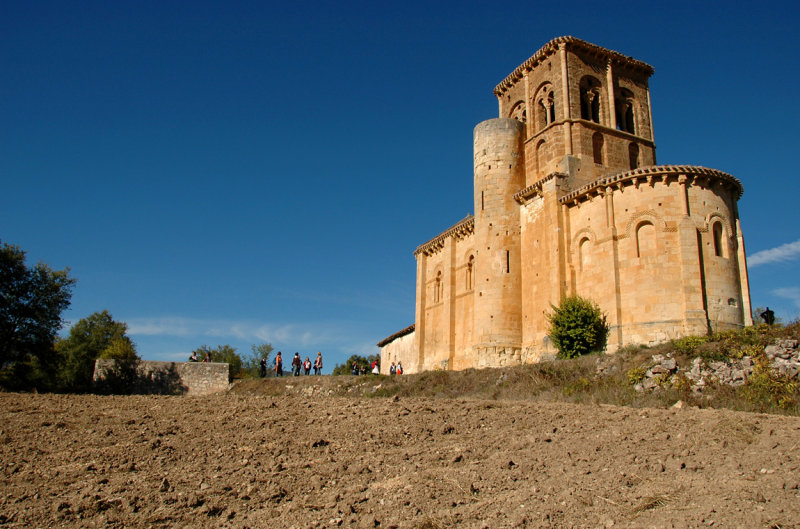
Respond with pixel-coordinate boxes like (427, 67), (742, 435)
(378, 36), (752, 374)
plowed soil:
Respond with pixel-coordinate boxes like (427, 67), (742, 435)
(1, 391), (798, 528)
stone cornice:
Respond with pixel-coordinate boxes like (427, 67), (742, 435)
(377, 324), (415, 347)
(494, 36), (655, 96)
(414, 215), (474, 256)
(513, 172), (568, 203)
(559, 165), (744, 206)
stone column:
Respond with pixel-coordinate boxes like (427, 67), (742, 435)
(678, 179), (710, 335)
(524, 73), (532, 138)
(735, 216), (753, 326)
(605, 186), (623, 347)
(413, 253), (427, 373)
(606, 59), (617, 130)
(446, 236), (457, 370)
(559, 43), (572, 155)
(646, 82), (656, 145)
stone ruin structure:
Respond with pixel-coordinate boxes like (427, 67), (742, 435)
(93, 359), (230, 395)
(379, 36), (752, 374)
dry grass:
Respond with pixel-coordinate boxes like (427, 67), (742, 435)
(631, 489), (682, 515)
(413, 516), (444, 529)
(232, 322), (800, 416)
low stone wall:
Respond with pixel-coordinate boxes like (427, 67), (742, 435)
(93, 360), (230, 395)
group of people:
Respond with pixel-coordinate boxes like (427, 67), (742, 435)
(351, 360), (403, 376)
(266, 351), (323, 377)
(187, 351), (212, 363)
(190, 349), (407, 378)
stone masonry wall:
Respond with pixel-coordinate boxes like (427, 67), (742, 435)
(380, 331), (415, 375)
(93, 360), (230, 395)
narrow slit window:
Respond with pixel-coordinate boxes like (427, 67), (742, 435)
(506, 251), (510, 273)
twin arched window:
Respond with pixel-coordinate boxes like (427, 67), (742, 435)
(616, 88), (636, 134)
(580, 76), (602, 123)
(509, 101), (527, 123)
(535, 84), (556, 131)
(434, 271), (443, 303)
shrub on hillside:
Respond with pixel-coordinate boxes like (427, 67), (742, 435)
(741, 351), (799, 411)
(547, 296), (609, 359)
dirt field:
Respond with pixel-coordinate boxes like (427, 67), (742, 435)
(1, 391), (798, 529)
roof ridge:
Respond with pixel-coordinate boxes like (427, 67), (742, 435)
(493, 36), (655, 96)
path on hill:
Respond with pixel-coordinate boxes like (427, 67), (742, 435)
(0, 393), (798, 528)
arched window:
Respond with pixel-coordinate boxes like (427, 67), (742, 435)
(628, 142), (640, 170)
(535, 139), (547, 174)
(434, 271), (442, 303)
(712, 221), (727, 258)
(636, 221), (656, 258)
(616, 88), (635, 134)
(466, 255), (474, 290)
(592, 132), (604, 165)
(578, 237), (590, 271)
(579, 76), (602, 123)
(509, 101), (526, 123)
(535, 83), (556, 131)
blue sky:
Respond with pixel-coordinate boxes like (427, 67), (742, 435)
(2, 1), (799, 370)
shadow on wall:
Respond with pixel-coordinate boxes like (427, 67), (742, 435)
(94, 358), (187, 395)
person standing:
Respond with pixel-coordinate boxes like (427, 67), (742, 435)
(303, 357), (312, 375)
(389, 362), (396, 375)
(275, 351), (283, 377)
(259, 356), (267, 378)
(396, 362), (403, 375)
(314, 352), (323, 375)
(292, 352), (302, 376)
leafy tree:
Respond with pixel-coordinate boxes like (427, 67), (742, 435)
(99, 336), (138, 360)
(0, 241), (76, 390)
(55, 310), (137, 392)
(241, 342), (274, 378)
(332, 353), (380, 375)
(193, 344), (242, 381)
(547, 295), (609, 359)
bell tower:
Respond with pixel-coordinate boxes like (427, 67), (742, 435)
(493, 37), (657, 191)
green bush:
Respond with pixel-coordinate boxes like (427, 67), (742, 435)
(741, 352), (799, 411)
(547, 296), (609, 359)
(671, 335), (708, 355)
(627, 367), (647, 386)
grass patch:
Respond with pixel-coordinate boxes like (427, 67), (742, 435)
(632, 490), (681, 515)
(232, 322), (800, 415)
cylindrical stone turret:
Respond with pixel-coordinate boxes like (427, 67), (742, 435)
(473, 118), (524, 350)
